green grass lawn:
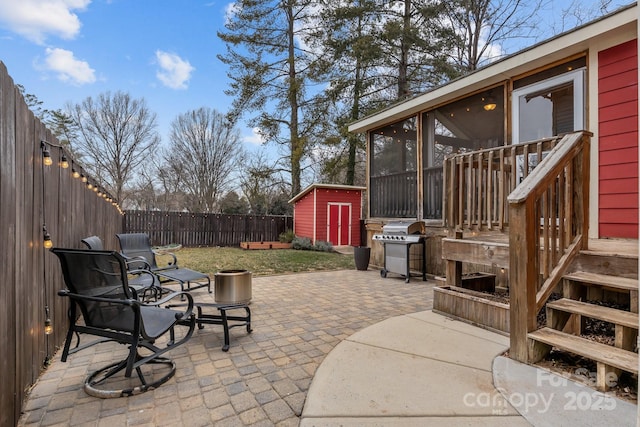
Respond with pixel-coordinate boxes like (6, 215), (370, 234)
(155, 247), (356, 276)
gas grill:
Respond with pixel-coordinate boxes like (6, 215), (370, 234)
(373, 221), (427, 283)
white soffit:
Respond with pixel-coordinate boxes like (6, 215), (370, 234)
(348, 3), (637, 133)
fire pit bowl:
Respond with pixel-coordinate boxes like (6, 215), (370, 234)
(214, 269), (252, 304)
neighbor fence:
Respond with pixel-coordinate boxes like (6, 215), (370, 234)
(0, 62), (123, 426)
(123, 210), (293, 246)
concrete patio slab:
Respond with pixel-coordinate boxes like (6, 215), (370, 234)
(347, 311), (509, 371)
(301, 339), (520, 418)
(406, 310), (509, 346)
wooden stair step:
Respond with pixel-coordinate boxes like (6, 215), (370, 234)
(564, 271), (638, 292)
(528, 328), (638, 374)
(547, 298), (638, 329)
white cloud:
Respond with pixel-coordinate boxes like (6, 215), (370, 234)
(244, 127), (266, 146)
(224, 2), (240, 26)
(0, 0), (90, 44)
(43, 47), (96, 85)
(155, 50), (194, 90)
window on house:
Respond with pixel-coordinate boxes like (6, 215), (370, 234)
(422, 88), (505, 219)
(512, 68), (585, 144)
(512, 64), (585, 177)
(370, 117), (417, 218)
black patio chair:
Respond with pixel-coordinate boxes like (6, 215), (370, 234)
(81, 235), (159, 301)
(80, 235), (104, 250)
(116, 233), (211, 295)
(52, 247), (196, 398)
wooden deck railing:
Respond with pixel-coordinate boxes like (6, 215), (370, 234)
(506, 131), (591, 362)
(443, 136), (564, 231)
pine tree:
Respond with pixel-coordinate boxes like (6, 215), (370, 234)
(218, 0), (319, 197)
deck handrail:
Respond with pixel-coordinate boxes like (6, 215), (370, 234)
(506, 131), (591, 362)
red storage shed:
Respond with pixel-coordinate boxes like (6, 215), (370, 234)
(289, 184), (366, 246)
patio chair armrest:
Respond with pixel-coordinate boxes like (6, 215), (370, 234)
(152, 250), (177, 267)
(127, 268), (158, 284)
(57, 289), (136, 306)
(148, 291), (194, 320)
(127, 258), (152, 270)
(120, 254), (152, 270)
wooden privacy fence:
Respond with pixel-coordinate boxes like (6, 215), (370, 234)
(0, 62), (123, 426)
(123, 211), (293, 246)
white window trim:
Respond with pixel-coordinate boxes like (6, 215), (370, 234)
(511, 68), (586, 145)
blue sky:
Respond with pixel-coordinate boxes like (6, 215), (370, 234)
(0, 0), (630, 158)
(0, 0), (266, 154)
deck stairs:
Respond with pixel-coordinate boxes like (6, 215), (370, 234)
(442, 235), (638, 391)
(528, 239), (639, 391)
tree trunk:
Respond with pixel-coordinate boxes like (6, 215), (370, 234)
(347, 15), (365, 186)
(397, 0), (411, 99)
(286, 3), (302, 196)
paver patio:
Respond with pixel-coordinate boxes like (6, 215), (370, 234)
(18, 269), (435, 426)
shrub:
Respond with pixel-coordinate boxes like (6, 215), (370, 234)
(313, 240), (333, 252)
(291, 237), (333, 252)
(279, 229), (295, 243)
(292, 236), (313, 250)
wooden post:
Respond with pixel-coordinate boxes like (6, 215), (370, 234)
(446, 230), (463, 287)
(576, 135), (590, 248)
(509, 200), (539, 362)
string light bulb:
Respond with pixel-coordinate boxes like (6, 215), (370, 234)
(43, 225), (53, 249)
(72, 167), (80, 179)
(81, 173), (87, 183)
(60, 154), (69, 169)
(41, 142), (53, 166)
(44, 306), (53, 335)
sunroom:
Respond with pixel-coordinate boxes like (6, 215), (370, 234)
(350, 4), (637, 266)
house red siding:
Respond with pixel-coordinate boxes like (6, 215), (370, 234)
(598, 39), (638, 239)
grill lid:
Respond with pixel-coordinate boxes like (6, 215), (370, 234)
(381, 220), (425, 235)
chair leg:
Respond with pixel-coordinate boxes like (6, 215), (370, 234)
(220, 309), (230, 352)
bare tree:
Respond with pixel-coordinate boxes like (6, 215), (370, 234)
(67, 91), (160, 206)
(165, 107), (244, 212)
(444, 0), (544, 72)
(546, 0), (625, 34)
(239, 151), (291, 215)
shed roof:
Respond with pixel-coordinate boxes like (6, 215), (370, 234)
(348, 2), (637, 133)
(288, 183), (366, 205)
